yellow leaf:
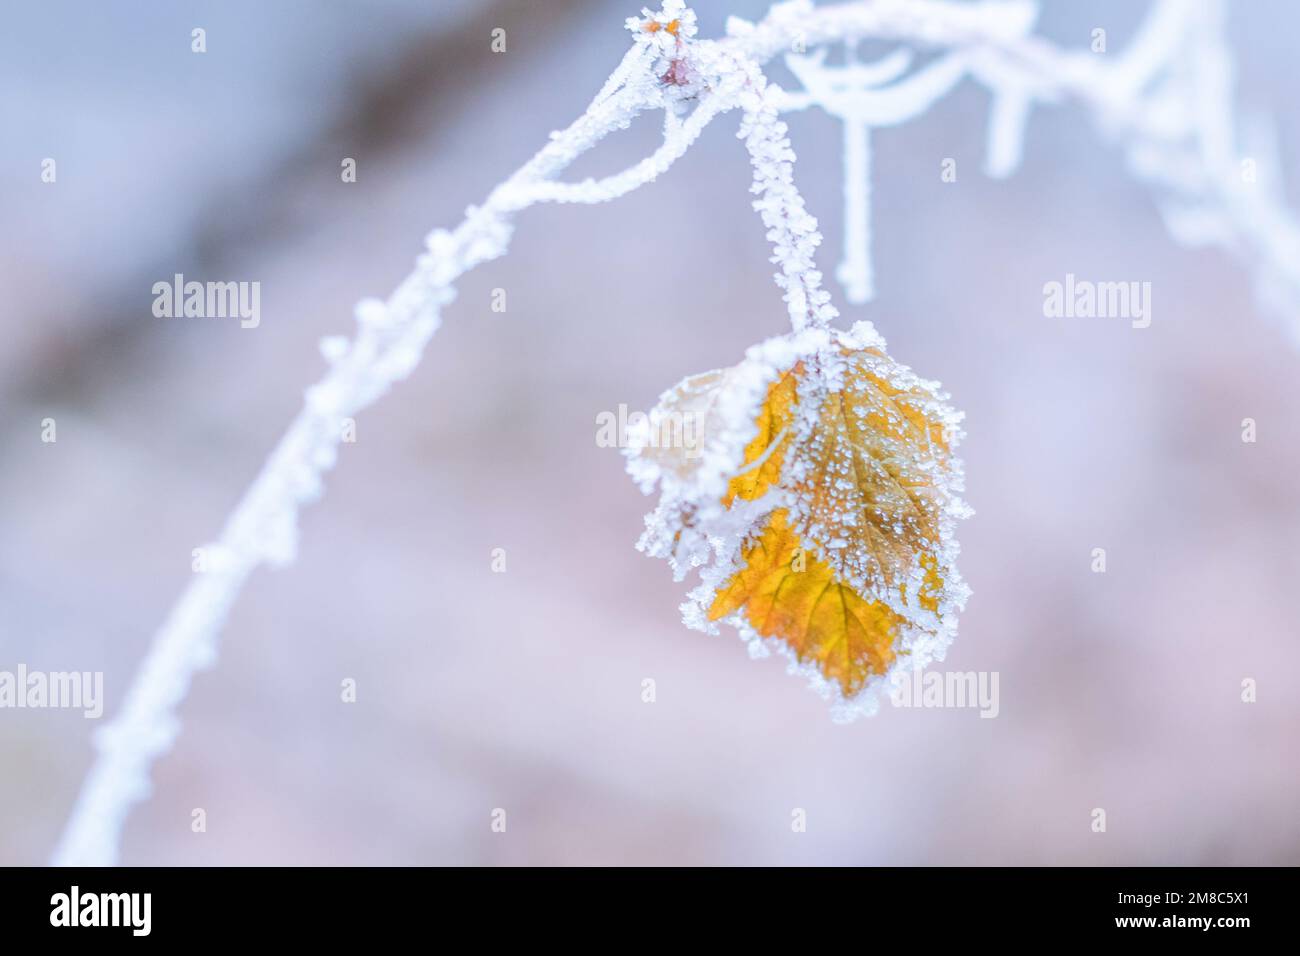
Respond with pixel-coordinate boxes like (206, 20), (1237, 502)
(706, 339), (961, 698)
(624, 322), (967, 716)
(791, 346), (952, 593)
(723, 365), (798, 505)
(709, 508), (901, 696)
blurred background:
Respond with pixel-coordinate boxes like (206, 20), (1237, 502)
(3, 0), (1298, 865)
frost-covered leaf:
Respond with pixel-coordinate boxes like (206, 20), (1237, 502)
(625, 321), (970, 721)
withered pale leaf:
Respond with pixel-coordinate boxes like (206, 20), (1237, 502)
(631, 368), (727, 483)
